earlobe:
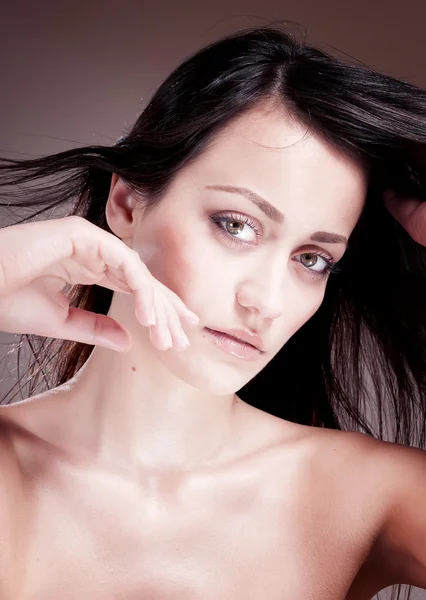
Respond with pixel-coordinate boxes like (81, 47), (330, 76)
(105, 174), (138, 243)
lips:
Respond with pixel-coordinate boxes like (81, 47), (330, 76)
(205, 327), (264, 352)
(217, 331), (256, 347)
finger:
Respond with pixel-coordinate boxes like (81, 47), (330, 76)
(148, 286), (172, 351)
(162, 297), (191, 351)
(91, 243), (198, 327)
(384, 190), (422, 222)
(56, 306), (132, 352)
(93, 274), (133, 295)
(88, 269), (156, 328)
(118, 251), (156, 326)
(155, 279), (200, 327)
(384, 192), (426, 245)
(96, 263), (133, 293)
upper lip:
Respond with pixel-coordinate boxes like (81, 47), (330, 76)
(207, 327), (265, 352)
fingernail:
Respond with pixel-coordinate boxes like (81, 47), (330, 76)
(179, 331), (190, 347)
(163, 329), (172, 349)
(184, 311), (199, 323)
(150, 306), (156, 325)
(97, 338), (127, 352)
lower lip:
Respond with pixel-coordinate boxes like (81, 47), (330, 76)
(204, 328), (263, 361)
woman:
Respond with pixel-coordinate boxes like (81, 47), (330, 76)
(0, 25), (425, 600)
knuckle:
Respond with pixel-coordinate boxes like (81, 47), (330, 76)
(67, 215), (86, 225)
(64, 215), (89, 234)
(131, 250), (149, 271)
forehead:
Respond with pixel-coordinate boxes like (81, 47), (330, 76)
(183, 101), (367, 227)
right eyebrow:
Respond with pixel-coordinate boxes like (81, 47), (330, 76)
(205, 184), (348, 249)
(205, 184), (284, 224)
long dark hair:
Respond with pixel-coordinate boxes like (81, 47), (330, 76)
(1, 24), (426, 600)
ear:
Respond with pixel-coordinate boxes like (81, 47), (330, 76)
(105, 173), (139, 247)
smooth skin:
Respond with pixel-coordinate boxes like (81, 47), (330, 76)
(0, 98), (424, 599)
(0, 215), (200, 350)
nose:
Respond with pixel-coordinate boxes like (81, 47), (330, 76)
(236, 258), (287, 321)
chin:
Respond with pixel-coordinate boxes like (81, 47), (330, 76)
(163, 352), (251, 396)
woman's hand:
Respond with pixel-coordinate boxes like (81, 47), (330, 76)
(0, 215), (199, 352)
(384, 189), (426, 246)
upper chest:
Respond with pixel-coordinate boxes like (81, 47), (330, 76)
(6, 433), (387, 600)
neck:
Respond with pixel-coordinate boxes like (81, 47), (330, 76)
(21, 292), (255, 480)
(62, 345), (241, 476)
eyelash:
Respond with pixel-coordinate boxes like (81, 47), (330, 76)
(209, 211), (342, 281)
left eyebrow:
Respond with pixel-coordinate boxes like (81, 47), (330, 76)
(205, 184), (348, 249)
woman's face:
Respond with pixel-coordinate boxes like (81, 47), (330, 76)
(108, 101), (367, 394)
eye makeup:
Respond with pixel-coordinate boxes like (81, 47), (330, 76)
(209, 211), (342, 282)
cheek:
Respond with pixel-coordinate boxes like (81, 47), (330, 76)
(295, 295), (324, 331)
(141, 223), (200, 304)
(280, 293), (325, 343)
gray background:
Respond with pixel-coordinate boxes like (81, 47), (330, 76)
(1, 1), (425, 598)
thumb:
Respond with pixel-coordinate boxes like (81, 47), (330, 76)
(383, 190), (421, 222)
(59, 307), (132, 352)
(383, 190), (426, 245)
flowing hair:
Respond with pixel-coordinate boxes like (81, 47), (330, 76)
(1, 23), (426, 600)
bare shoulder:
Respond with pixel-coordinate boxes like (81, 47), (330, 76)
(256, 421), (401, 597)
(0, 417), (28, 503)
(300, 426), (393, 514)
(348, 433), (426, 589)
(246, 408), (392, 520)
(0, 420), (25, 488)
(0, 419), (31, 597)
(304, 426), (426, 590)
